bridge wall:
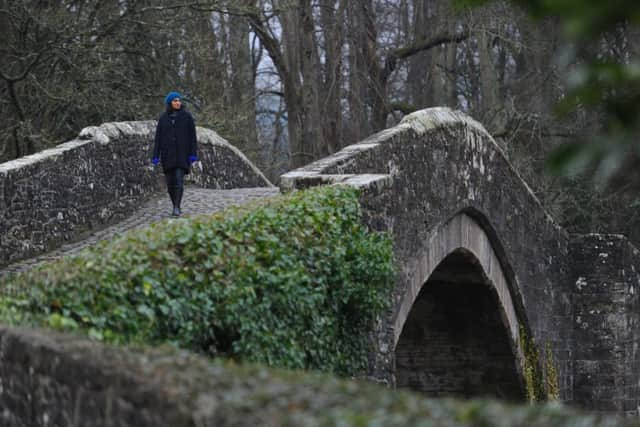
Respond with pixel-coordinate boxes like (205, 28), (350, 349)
(570, 234), (640, 416)
(0, 326), (187, 426)
(281, 108), (572, 401)
(3, 324), (635, 427)
(0, 121), (271, 268)
(282, 107), (640, 415)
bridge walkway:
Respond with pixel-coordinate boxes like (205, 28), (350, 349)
(1, 186), (280, 277)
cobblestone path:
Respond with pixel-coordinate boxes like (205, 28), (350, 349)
(1, 186), (280, 277)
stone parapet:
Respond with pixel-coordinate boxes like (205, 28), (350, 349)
(2, 325), (633, 427)
(187, 126), (272, 190)
(0, 121), (271, 268)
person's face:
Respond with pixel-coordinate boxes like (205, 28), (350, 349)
(171, 98), (181, 110)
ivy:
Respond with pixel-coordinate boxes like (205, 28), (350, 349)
(0, 186), (396, 377)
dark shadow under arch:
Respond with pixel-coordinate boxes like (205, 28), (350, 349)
(395, 249), (526, 401)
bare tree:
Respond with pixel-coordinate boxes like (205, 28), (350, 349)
(0, 0), (252, 164)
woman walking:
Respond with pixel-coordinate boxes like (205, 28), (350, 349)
(152, 92), (198, 217)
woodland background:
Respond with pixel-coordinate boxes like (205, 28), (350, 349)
(1, 0), (639, 244)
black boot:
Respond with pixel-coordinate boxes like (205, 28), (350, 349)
(168, 187), (179, 216)
(173, 186), (183, 217)
(168, 187), (176, 208)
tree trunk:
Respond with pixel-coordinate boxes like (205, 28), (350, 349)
(319, 0), (346, 156)
(346, 0), (375, 142)
(229, 12), (260, 161)
(477, 12), (503, 133)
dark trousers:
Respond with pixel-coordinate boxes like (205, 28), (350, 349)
(165, 167), (185, 208)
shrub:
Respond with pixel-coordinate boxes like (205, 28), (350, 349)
(0, 186), (395, 376)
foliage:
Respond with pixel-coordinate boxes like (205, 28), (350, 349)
(0, 186), (395, 376)
(457, 0), (640, 184)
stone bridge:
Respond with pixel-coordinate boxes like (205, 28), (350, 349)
(281, 108), (640, 415)
(0, 108), (638, 424)
(0, 121), (277, 274)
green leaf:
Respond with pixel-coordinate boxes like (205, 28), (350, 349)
(0, 186), (395, 377)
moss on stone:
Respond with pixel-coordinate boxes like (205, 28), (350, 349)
(0, 325), (632, 427)
(520, 327), (562, 404)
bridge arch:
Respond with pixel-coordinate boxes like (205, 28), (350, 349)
(393, 212), (527, 400)
(282, 107), (640, 408)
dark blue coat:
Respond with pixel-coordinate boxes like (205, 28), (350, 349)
(153, 107), (198, 174)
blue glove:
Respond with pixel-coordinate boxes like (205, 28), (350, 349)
(152, 157), (160, 166)
(189, 155), (198, 164)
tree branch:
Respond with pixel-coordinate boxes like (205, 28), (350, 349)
(244, 10), (290, 86)
(382, 31), (469, 82)
(0, 50), (45, 83)
(3, 79), (26, 122)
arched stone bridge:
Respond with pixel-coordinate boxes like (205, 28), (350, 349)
(281, 108), (640, 415)
(0, 109), (638, 422)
